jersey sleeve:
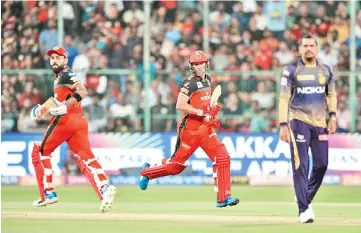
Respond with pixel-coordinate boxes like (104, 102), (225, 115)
(180, 78), (198, 97)
(57, 71), (79, 89)
(324, 64), (337, 116)
(278, 64), (296, 125)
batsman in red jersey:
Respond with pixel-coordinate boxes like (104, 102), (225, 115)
(139, 51), (239, 207)
(30, 46), (116, 213)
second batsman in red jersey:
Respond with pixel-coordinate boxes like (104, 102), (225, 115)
(30, 46), (116, 213)
(139, 50), (239, 208)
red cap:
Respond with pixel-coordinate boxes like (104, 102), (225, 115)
(189, 50), (208, 64)
(47, 46), (68, 57)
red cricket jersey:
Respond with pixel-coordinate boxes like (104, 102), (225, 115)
(51, 68), (82, 122)
(178, 74), (212, 130)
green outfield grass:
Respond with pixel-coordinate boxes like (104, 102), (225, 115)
(2, 185), (361, 233)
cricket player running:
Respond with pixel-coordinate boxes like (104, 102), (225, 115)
(278, 34), (337, 223)
(139, 50), (239, 208)
(30, 46), (116, 213)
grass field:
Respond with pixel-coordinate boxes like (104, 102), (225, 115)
(2, 185), (361, 233)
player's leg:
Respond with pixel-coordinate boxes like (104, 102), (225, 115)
(32, 116), (67, 206)
(67, 123), (116, 213)
(200, 129), (239, 207)
(139, 127), (201, 190)
(308, 128), (329, 203)
(289, 119), (313, 223)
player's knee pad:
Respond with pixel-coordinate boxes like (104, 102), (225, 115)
(31, 143), (41, 165)
(165, 161), (187, 175)
(215, 144), (231, 167)
(141, 161), (187, 179)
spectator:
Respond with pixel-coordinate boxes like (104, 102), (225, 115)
(336, 100), (351, 132)
(251, 81), (275, 110)
(122, 2), (144, 25)
(317, 42), (338, 69)
(264, 0), (286, 40)
(39, 19), (58, 66)
(249, 100), (268, 132)
(62, 150), (81, 175)
(151, 94), (173, 132)
(274, 41), (295, 66)
(0, 1), (355, 133)
(109, 93), (135, 118)
(17, 98), (40, 132)
(63, 35), (79, 68)
(84, 94), (107, 132)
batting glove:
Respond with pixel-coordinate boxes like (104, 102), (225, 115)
(30, 104), (44, 120)
(202, 105), (221, 117)
(49, 101), (70, 116)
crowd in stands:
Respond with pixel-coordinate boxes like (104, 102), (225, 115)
(2, 1), (361, 133)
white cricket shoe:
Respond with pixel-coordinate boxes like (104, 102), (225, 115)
(294, 195), (315, 220)
(299, 208), (314, 223)
(308, 204), (315, 219)
(99, 184), (116, 213)
(33, 191), (58, 207)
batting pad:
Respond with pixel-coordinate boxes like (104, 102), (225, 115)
(141, 162), (187, 179)
(31, 143), (45, 200)
(215, 144), (231, 203)
(75, 154), (105, 200)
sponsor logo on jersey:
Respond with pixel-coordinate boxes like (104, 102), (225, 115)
(181, 142), (191, 150)
(209, 132), (217, 138)
(200, 95), (211, 101)
(318, 72), (326, 84)
(281, 77), (288, 86)
(296, 86), (325, 94)
(197, 82), (203, 88)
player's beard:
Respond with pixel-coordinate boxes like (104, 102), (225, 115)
(304, 52), (315, 63)
(304, 56), (315, 63)
(52, 64), (64, 74)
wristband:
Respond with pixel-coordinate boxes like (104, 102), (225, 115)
(197, 109), (203, 116)
(72, 93), (82, 102)
(329, 112), (336, 117)
(280, 122), (288, 127)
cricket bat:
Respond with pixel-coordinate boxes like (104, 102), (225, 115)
(210, 85), (221, 107)
(39, 97), (59, 117)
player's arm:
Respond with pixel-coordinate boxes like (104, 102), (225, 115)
(278, 66), (294, 125)
(176, 92), (203, 116)
(325, 66), (337, 118)
(66, 81), (88, 106)
(176, 80), (203, 116)
(325, 65), (337, 133)
(49, 72), (87, 116)
(278, 65), (295, 142)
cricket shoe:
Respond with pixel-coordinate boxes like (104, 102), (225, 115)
(308, 204), (315, 220)
(33, 191), (58, 207)
(100, 184), (117, 213)
(299, 208), (314, 223)
(216, 196), (240, 208)
(139, 163), (150, 190)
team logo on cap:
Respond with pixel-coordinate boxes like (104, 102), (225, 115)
(195, 52), (201, 59)
(53, 46), (60, 50)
